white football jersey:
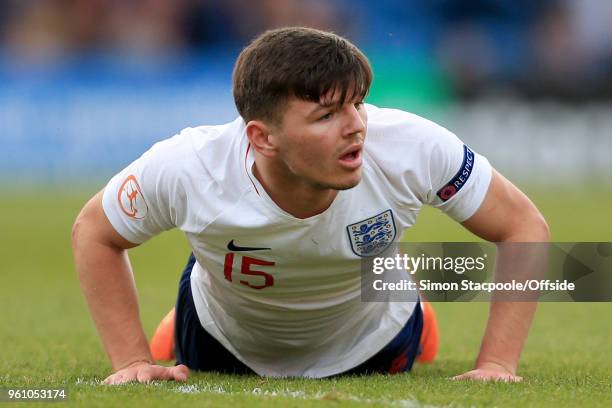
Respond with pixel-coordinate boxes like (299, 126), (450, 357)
(102, 104), (492, 377)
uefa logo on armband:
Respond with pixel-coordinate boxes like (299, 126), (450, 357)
(117, 175), (148, 219)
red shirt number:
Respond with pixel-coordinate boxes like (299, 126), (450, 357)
(223, 253), (275, 289)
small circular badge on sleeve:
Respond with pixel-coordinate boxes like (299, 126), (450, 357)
(439, 185), (457, 201)
(117, 175), (148, 219)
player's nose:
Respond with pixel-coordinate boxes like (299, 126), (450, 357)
(342, 104), (366, 138)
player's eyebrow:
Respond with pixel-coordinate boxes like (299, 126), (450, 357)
(307, 87), (363, 116)
(308, 101), (340, 116)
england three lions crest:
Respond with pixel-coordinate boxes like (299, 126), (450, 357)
(347, 209), (397, 257)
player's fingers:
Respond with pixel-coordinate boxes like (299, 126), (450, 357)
(135, 365), (173, 383)
(103, 371), (135, 385)
(103, 373), (123, 385)
(135, 366), (155, 383)
(450, 369), (479, 381)
(139, 364), (190, 382)
(160, 364), (189, 382)
(103, 363), (189, 385)
(482, 373), (522, 383)
(451, 372), (522, 382)
(171, 364), (190, 381)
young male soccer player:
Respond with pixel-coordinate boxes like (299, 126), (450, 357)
(72, 27), (549, 384)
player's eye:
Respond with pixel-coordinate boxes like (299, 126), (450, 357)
(318, 112), (333, 121)
(354, 101), (364, 110)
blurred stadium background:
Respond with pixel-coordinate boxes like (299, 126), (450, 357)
(0, 0), (611, 185)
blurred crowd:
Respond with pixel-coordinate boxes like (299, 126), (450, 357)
(1, 0), (611, 99)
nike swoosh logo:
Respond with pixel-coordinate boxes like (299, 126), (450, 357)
(227, 240), (271, 252)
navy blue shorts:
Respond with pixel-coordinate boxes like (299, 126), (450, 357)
(175, 254), (423, 376)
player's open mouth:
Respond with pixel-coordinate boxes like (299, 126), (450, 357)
(338, 146), (363, 169)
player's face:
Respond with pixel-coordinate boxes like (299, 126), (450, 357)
(272, 92), (367, 191)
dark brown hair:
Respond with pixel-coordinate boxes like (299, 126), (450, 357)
(233, 27), (373, 124)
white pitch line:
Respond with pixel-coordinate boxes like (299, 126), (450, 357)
(174, 384), (451, 408)
(73, 378), (451, 407)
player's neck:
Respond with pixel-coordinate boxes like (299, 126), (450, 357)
(252, 160), (338, 219)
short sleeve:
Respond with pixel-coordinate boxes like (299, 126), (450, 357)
(421, 126), (493, 222)
(364, 105), (492, 223)
(102, 134), (191, 244)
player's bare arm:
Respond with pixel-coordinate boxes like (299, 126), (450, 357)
(71, 191), (189, 384)
(454, 169), (550, 382)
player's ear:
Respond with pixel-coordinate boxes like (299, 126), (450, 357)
(245, 120), (279, 157)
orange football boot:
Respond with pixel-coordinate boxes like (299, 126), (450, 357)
(416, 300), (439, 363)
(150, 308), (176, 361)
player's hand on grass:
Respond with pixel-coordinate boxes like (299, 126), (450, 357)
(103, 361), (190, 385)
(451, 362), (523, 383)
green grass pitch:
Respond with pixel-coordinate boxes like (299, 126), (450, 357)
(1, 185), (610, 407)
